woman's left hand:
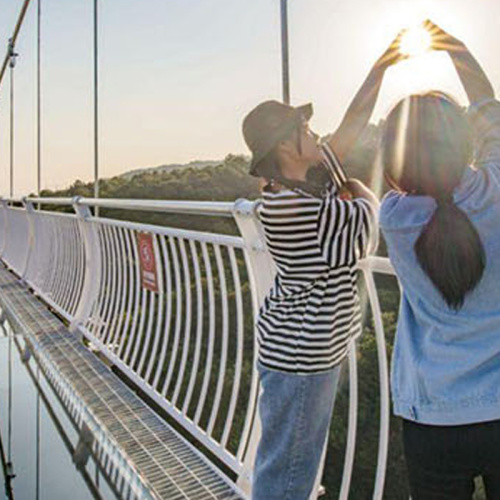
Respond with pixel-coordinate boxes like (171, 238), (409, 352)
(326, 30), (407, 163)
(375, 31), (409, 71)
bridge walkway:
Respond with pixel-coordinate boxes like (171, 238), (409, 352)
(0, 263), (245, 500)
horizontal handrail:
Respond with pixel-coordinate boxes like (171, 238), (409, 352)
(75, 197), (236, 216)
(89, 215), (245, 247)
(359, 255), (395, 275)
(26, 197), (74, 206)
(22, 196), (238, 217)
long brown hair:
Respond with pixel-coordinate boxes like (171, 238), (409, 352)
(382, 92), (485, 310)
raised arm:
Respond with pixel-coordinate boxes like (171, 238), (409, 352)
(425, 20), (494, 103)
(328, 32), (406, 163)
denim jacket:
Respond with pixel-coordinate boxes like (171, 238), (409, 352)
(380, 99), (500, 425)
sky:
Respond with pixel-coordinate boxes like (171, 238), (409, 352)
(1, 0), (500, 197)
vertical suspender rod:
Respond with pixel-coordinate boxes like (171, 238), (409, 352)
(37, 0), (42, 197)
(93, 0), (99, 215)
(9, 41), (18, 199)
(280, 0), (290, 105)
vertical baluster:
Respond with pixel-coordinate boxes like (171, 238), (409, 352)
(48, 216), (61, 302)
(108, 227), (129, 353)
(194, 241), (215, 425)
(129, 275), (152, 372)
(182, 240), (203, 414)
(70, 220), (85, 317)
(338, 346), (358, 500)
(172, 238), (192, 406)
(121, 230), (143, 362)
(362, 266), (390, 500)
(59, 219), (76, 313)
(107, 226), (125, 350)
(50, 216), (61, 299)
(37, 214), (51, 297)
(56, 218), (70, 307)
(90, 224), (109, 338)
(206, 244), (229, 437)
(143, 234), (165, 383)
(64, 219), (79, 314)
(221, 247), (244, 448)
(137, 234), (164, 379)
(117, 228), (139, 359)
(161, 236), (183, 397)
(97, 224), (114, 342)
(151, 236), (172, 391)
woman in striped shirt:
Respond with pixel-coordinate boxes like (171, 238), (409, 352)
(242, 34), (404, 500)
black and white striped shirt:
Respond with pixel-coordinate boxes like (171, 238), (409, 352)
(257, 144), (378, 374)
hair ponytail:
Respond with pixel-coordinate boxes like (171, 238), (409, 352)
(415, 200), (485, 310)
(382, 92), (483, 310)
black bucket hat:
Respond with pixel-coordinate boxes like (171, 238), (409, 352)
(242, 100), (313, 177)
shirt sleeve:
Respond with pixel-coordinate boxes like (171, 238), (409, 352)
(468, 99), (500, 168)
(320, 143), (347, 194)
(317, 189), (379, 267)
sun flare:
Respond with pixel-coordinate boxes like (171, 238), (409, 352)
(399, 26), (432, 57)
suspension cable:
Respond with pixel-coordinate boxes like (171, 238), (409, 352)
(0, 0), (32, 89)
(37, 0), (42, 197)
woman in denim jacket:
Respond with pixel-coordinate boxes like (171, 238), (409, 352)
(379, 21), (500, 498)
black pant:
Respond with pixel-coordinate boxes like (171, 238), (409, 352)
(403, 418), (500, 499)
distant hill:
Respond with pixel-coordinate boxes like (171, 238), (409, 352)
(38, 154), (261, 234)
(38, 124), (382, 207)
(118, 159), (225, 181)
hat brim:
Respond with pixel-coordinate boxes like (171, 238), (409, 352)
(249, 102), (314, 176)
(296, 103), (313, 122)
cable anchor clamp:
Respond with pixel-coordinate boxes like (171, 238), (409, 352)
(8, 38), (18, 68)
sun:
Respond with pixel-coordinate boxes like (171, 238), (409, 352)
(399, 26), (432, 57)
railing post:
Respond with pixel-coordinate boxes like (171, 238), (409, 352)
(70, 196), (101, 337)
(232, 199), (275, 495)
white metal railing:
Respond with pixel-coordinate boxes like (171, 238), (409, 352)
(0, 196), (396, 499)
(1, 203), (31, 277)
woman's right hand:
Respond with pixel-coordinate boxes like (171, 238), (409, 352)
(423, 20), (464, 53)
(423, 19), (494, 103)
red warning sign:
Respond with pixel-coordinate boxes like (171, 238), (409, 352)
(137, 232), (159, 292)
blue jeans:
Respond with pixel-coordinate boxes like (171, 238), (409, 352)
(252, 363), (342, 500)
